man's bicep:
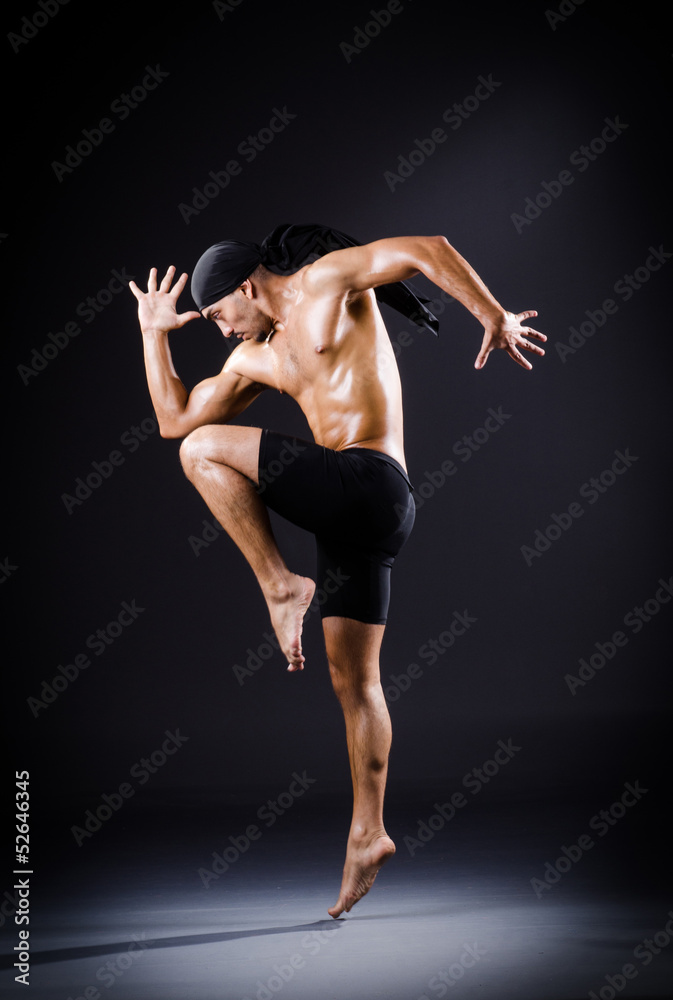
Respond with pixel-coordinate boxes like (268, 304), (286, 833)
(180, 370), (265, 434)
(307, 236), (442, 295)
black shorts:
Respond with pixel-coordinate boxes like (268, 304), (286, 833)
(257, 430), (416, 625)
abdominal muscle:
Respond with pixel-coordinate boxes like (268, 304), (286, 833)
(231, 289), (408, 469)
(297, 368), (406, 466)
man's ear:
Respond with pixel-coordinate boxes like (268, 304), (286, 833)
(239, 278), (255, 299)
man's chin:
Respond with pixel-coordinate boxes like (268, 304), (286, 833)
(237, 329), (269, 343)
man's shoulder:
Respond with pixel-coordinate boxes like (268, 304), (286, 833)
(300, 253), (375, 305)
(300, 251), (350, 294)
(222, 340), (274, 387)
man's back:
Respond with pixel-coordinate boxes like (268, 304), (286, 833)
(221, 263), (408, 467)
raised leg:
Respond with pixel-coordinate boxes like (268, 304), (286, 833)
(179, 424), (315, 669)
(323, 616), (396, 917)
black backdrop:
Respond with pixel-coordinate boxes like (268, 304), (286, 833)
(2, 0), (671, 947)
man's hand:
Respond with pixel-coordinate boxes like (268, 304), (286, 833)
(129, 266), (201, 335)
(474, 310), (546, 370)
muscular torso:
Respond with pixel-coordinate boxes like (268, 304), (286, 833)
(223, 272), (407, 469)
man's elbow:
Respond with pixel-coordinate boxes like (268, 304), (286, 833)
(159, 412), (234, 439)
(159, 419), (187, 440)
(417, 234), (455, 270)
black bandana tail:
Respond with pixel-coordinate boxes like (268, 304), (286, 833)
(260, 223), (439, 336)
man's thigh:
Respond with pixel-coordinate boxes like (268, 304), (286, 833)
(258, 430), (415, 625)
(256, 430), (414, 540)
(315, 537), (393, 626)
(256, 430), (342, 534)
(181, 424), (263, 484)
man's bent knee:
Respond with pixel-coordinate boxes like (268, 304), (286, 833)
(179, 424), (263, 484)
(179, 425), (215, 477)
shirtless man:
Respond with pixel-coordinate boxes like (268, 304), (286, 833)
(130, 232), (545, 918)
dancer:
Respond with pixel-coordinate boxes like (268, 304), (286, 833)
(130, 224), (545, 917)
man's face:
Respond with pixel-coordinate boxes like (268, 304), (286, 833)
(203, 286), (271, 343)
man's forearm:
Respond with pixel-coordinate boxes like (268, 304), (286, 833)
(141, 329), (189, 436)
(420, 237), (506, 329)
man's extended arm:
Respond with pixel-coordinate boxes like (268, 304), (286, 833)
(130, 266), (263, 439)
(306, 235), (546, 370)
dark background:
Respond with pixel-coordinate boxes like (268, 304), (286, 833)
(2, 0), (671, 974)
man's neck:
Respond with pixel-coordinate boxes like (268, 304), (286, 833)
(256, 270), (299, 332)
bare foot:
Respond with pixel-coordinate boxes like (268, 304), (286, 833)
(267, 574), (315, 671)
(328, 832), (396, 918)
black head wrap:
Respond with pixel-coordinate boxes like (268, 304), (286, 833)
(191, 223), (439, 335)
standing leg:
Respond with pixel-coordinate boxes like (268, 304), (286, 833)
(179, 424), (315, 669)
(323, 616), (396, 917)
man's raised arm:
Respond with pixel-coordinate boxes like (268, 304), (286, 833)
(130, 266), (263, 439)
(306, 235), (546, 370)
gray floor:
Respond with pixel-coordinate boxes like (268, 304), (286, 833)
(1, 793), (670, 999)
